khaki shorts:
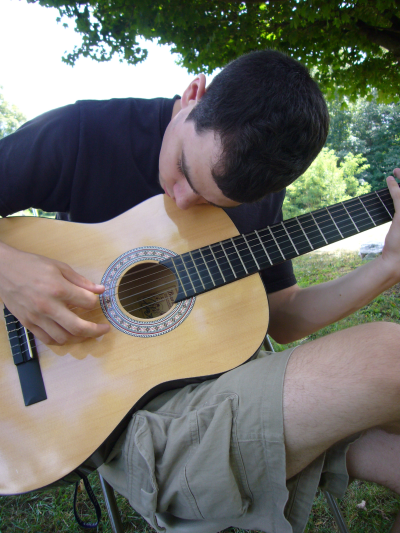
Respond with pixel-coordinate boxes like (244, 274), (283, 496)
(99, 348), (358, 533)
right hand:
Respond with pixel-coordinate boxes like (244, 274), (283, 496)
(0, 243), (110, 345)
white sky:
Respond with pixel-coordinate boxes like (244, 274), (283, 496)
(0, 0), (214, 120)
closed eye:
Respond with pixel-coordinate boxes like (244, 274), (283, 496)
(176, 158), (185, 177)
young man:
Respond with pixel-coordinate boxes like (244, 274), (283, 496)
(0, 50), (399, 532)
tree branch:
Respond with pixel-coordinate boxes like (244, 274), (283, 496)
(357, 19), (400, 61)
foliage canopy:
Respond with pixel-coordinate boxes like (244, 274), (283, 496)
(0, 88), (26, 139)
(326, 93), (400, 190)
(283, 148), (371, 218)
(28, 0), (400, 101)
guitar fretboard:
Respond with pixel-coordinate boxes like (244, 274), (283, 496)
(161, 188), (394, 301)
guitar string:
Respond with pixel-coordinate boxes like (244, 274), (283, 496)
(4, 192), (394, 349)
(102, 191), (394, 305)
(101, 189), (396, 298)
(4, 196), (394, 360)
(86, 196), (396, 312)
(60, 190), (399, 302)
(3, 190), (394, 335)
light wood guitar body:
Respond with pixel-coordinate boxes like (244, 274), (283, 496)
(0, 194), (269, 495)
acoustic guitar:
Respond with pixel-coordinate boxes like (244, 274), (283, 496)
(0, 188), (395, 495)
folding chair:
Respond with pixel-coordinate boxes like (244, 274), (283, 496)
(98, 334), (350, 533)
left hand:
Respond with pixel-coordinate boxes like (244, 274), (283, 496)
(381, 168), (400, 274)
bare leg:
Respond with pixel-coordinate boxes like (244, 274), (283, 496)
(347, 428), (400, 533)
(282, 322), (400, 479)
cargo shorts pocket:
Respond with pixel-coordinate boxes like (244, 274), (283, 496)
(180, 392), (253, 520)
(124, 414), (166, 532)
(126, 391), (253, 522)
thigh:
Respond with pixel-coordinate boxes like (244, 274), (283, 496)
(283, 322), (400, 479)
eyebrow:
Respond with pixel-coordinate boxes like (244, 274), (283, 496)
(180, 150), (238, 209)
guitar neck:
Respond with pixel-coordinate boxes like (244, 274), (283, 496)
(162, 187), (394, 301)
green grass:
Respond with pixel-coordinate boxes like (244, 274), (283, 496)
(271, 251), (400, 353)
(1, 250), (399, 532)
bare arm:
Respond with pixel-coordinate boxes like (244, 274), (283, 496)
(268, 171), (400, 344)
(0, 241), (110, 345)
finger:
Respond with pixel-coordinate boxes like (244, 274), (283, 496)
(63, 284), (103, 310)
(57, 262), (105, 294)
(52, 307), (110, 339)
(50, 272), (105, 310)
(24, 321), (64, 346)
(29, 315), (110, 345)
(386, 175), (400, 212)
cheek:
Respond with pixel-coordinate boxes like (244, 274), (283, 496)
(159, 123), (179, 180)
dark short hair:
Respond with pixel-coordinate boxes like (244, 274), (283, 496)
(187, 50), (329, 203)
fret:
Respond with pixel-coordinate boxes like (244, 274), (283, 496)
(160, 187), (397, 302)
(180, 253), (202, 293)
(170, 256), (194, 298)
(269, 227), (285, 259)
(191, 249), (215, 290)
(188, 251), (205, 290)
(220, 242), (237, 279)
(313, 208), (343, 245)
(326, 207), (343, 239)
(281, 221), (299, 256)
(244, 232), (272, 270)
(325, 204), (356, 240)
(201, 246), (225, 286)
(280, 217), (312, 255)
(169, 257), (186, 297)
(375, 190), (393, 220)
(257, 227), (287, 264)
(360, 194), (385, 227)
(310, 212), (328, 244)
(341, 202), (359, 232)
(255, 230), (273, 265)
(209, 245), (226, 283)
(295, 217), (314, 251)
(358, 197), (376, 227)
(231, 238), (248, 274)
(199, 248), (216, 287)
(243, 234), (260, 269)
(345, 196), (375, 233)
(220, 238), (247, 277)
(274, 223), (300, 260)
(181, 252), (205, 293)
(212, 242), (237, 282)
(231, 235), (260, 274)
(297, 213), (326, 249)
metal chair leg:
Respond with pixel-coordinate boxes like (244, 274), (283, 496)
(98, 472), (125, 533)
(322, 490), (350, 533)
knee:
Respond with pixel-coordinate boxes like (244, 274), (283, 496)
(361, 321), (400, 382)
(364, 321), (400, 353)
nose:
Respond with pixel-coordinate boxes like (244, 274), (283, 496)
(173, 182), (205, 210)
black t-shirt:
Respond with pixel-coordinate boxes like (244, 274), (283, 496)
(0, 97), (296, 293)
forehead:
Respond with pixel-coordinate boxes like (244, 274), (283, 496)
(181, 120), (240, 208)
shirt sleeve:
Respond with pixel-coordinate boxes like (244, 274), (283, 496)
(0, 103), (80, 216)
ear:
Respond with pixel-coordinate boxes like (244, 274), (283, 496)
(181, 74), (206, 109)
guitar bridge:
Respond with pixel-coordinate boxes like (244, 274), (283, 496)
(4, 306), (47, 406)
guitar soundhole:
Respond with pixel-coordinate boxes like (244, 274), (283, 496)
(117, 262), (178, 320)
